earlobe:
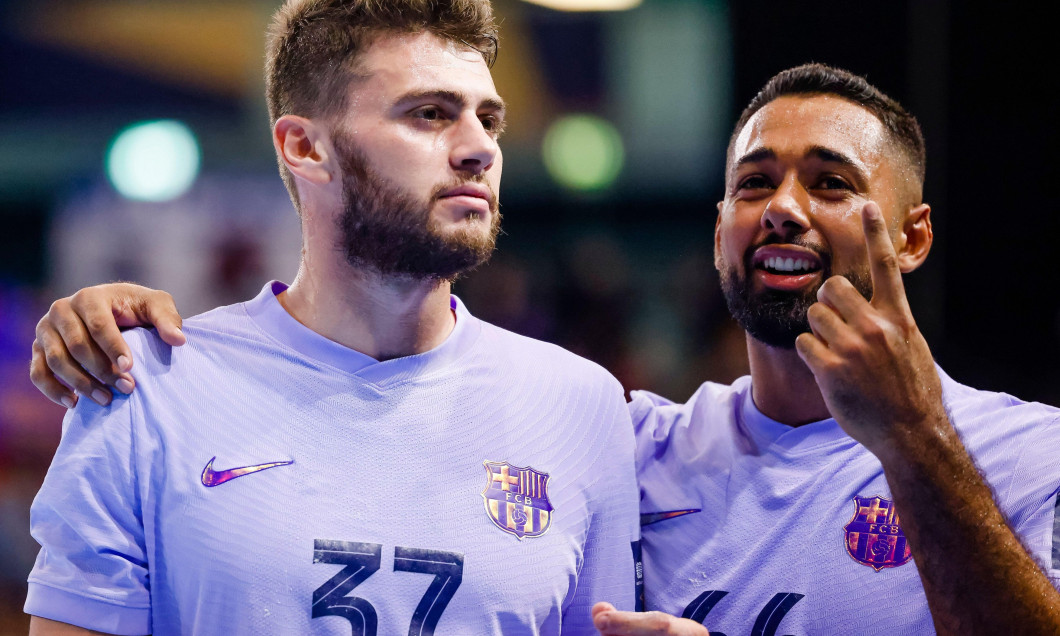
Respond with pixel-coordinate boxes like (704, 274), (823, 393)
(897, 203), (933, 273)
(274, 115), (333, 186)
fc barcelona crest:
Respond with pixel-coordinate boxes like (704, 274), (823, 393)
(481, 461), (553, 540)
(844, 495), (912, 571)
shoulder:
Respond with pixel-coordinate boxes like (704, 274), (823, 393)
(474, 319), (623, 390)
(121, 300), (261, 371)
(628, 378), (750, 481)
(629, 377), (750, 437)
(939, 368), (1060, 495)
(941, 368), (1060, 435)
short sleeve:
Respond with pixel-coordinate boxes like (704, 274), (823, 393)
(562, 380), (642, 630)
(628, 389), (678, 478)
(1005, 413), (1060, 586)
(25, 394), (152, 635)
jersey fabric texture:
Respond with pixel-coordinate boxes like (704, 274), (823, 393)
(632, 369), (1060, 635)
(27, 281), (641, 635)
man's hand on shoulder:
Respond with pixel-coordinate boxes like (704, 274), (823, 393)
(30, 282), (185, 409)
(592, 602), (709, 635)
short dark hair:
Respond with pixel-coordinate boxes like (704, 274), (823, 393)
(727, 63), (926, 202)
(265, 0), (499, 210)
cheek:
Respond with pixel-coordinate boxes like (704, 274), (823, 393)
(717, 213), (753, 265)
(489, 152), (503, 187)
(365, 132), (442, 183)
(809, 194), (869, 225)
(826, 226), (872, 274)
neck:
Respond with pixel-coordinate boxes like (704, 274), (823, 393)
(746, 335), (831, 426)
(279, 255), (456, 362)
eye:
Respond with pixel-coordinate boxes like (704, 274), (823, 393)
(737, 174), (773, 191)
(412, 106), (446, 122)
(817, 175), (853, 190)
(480, 114), (506, 137)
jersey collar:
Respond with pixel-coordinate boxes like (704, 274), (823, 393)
(243, 280), (482, 387)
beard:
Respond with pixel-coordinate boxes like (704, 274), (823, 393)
(719, 240), (873, 349)
(332, 131), (501, 281)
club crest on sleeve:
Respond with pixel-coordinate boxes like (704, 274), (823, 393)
(844, 494), (913, 571)
(481, 461), (553, 540)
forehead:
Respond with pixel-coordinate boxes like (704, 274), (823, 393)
(732, 94), (888, 167)
(354, 31), (498, 102)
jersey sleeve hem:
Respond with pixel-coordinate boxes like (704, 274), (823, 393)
(25, 581), (150, 635)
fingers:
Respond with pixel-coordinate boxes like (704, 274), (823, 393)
(815, 275), (869, 323)
(67, 290), (136, 390)
(861, 202), (909, 313)
(593, 602), (616, 623)
(33, 321), (114, 407)
(795, 330), (837, 377)
(592, 604), (710, 636)
(30, 341), (78, 408)
(73, 283), (187, 366)
(134, 289), (186, 347)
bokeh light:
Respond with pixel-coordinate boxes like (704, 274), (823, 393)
(542, 114), (624, 192)
(106, 120), (201, 202)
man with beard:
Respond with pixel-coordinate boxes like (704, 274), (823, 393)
(593, 64), (1060, 634)
(28, 64), (1060, 633)
(23, 1), (640, 634)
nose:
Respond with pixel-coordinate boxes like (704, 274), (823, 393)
(761, 174), (810, 236)
(450, 112), (499, 175)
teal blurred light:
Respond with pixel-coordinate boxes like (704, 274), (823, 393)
(106, 120), (201, 202)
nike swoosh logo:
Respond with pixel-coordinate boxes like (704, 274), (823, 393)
(201, 456), (294, 487)
(640, 509), (702, 526)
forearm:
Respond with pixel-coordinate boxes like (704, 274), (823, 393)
(879, 415), (1060, 635)
(29, 616), (122, 636)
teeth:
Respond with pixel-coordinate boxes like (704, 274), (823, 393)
(763, 256), (814, 273)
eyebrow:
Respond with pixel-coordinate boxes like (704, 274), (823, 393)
(734, 147), (776, 169)
(396, 89), (506, 115)
(733, 145), (869, 184)
(806, 145), (862, 170)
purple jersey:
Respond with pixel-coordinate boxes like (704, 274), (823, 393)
(633, 370), (1060, 634)
(27, 282), (641, 635)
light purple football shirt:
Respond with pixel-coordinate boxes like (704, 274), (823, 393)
(633, 370), (1060, 634)
(27, 281), (641, 635)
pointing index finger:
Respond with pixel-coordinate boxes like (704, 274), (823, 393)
(862, 201), (909, 314)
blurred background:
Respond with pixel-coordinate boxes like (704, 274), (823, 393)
(1, 0), (1057, 629)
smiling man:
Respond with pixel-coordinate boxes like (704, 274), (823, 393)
(595, 64), (1060, 635)
(23, 2), (640, 634)
(28, 61), (1060, 634)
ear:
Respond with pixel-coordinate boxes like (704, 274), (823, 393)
(896, 203), (932, 273)
(273, 115), (334, 186)
(714, 201), (725, 271)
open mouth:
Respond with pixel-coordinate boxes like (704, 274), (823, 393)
(757, 255), (820, 275)
(750, 246), (825, 289)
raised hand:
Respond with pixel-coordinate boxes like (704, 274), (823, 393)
(592, 602), (709, 636)
(794, 202), (947, 456)
(31, 283), (185, 408)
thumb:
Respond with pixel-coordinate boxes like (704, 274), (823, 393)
(592, 602), (616, 619)
(126, 289), (186, 347)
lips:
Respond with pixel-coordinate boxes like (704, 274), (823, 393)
(751, 245), (824, 291)
(437, 183), (494, 218)
(439, 184), (492, 201)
